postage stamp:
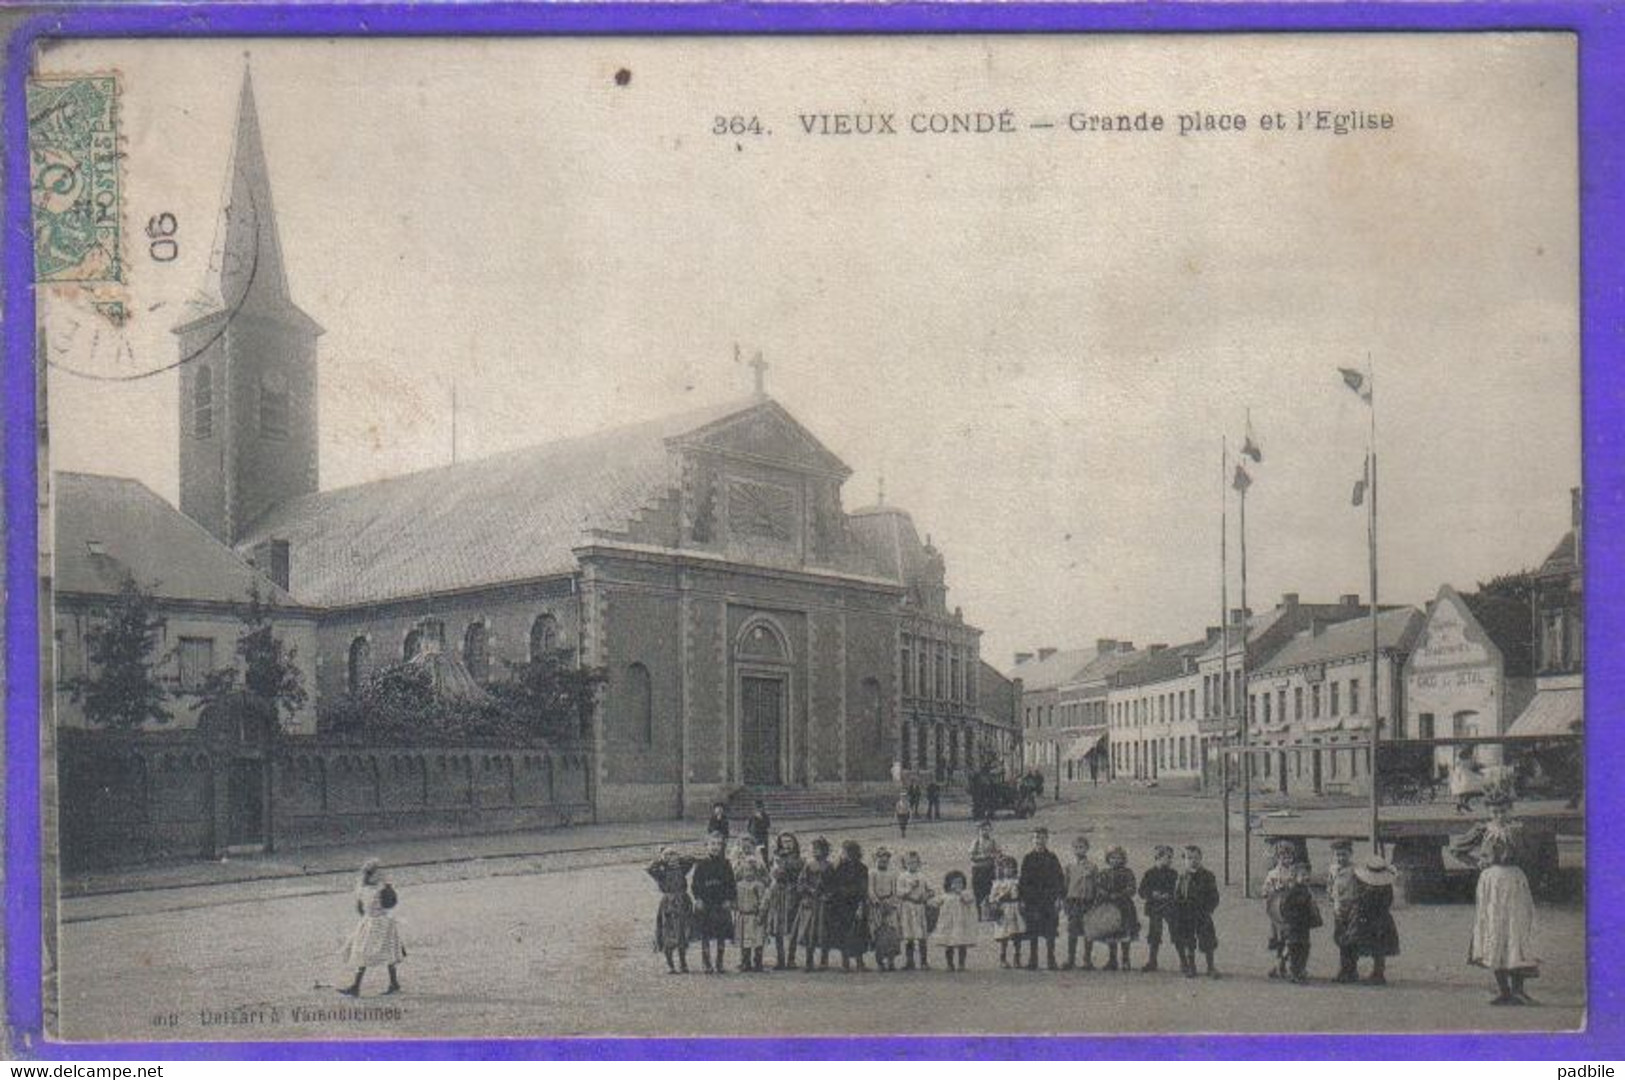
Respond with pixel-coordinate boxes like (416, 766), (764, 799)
(27, 73), (122, 287)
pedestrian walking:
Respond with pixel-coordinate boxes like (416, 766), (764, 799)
(869, 847), (903, 971)
(897, 850), (933, 970)
(647, 845), (696, 974)
(1170, 844), (1220, 979)
(1138, 845), (1178, 973)
(1018, 826), (1065, 971)
(1092, 845), (1142, 971)
(895, 791), (912, 838)
(1343, 854), (1400, 986)
(969, 819), (1001, 919)
(990, 855), (1026, 968)
(734, 856), (769, 973)
(932, 870), (978, 972)
(1062, 835), (1099, 970)
(1276, 862), (1322, 984)
(338, 858), (405, 997)
(828, 840), (871, 972)
(926, 780), (942, 821)
(691, 833), (737, 975)
(764, 832), (805, 971)
(794, 837), (835, 971)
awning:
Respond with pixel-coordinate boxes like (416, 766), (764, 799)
(1508, 688), (1583, 737)
(1063, 731), (1108, 762)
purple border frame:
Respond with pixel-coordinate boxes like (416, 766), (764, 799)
(5, 1), (1620, 1060)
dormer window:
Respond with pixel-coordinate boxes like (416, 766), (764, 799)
(84, 540), (107, 557)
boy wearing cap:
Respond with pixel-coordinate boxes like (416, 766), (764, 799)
(1062, 835), (1099, 970)
(1170, 845), (1221, 978)
(1326, 839), (1360, 982)
(1019, 826), (1066, 971)
(1138, 845), (1179, 973)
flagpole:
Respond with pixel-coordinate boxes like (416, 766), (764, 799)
(1239, 448), (1253, 900)
(1221, 436), (1231, 887)
(1367, 365), (1382, 853)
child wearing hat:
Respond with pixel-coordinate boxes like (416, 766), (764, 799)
(691, 833), (738, 975)
(1276, 862), (1323, 984)
(1170, 845), (1221, 978)
(1344, 853), (1400, 986)
(1018, 826), (1066, 971)
(1262, 841), (1300, 979)
(1326, 839), (1361, 982)
(1138, 845), (1179, 973)
(647, 846), (697, 974)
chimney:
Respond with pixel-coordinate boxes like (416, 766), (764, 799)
(1279, 592), (1300, 608)
(1117, 641), (1135, 653)
(1095, 638), (1118, 656)
(1037, 647), (1058, 662)
(1014, 652), (1034, 666)
(1340, 593), (1361, 607)
(1205, 625), (1223, 645)
(1230, 607), (1251, 626)
(1149, 643), (1168, 653)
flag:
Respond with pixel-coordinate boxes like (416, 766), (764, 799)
(1242, 418), (1262, 463)
(1338, 366), (1373, 403)
(1233, 463), (1252, 492)
(1351, 455), (1369, 506)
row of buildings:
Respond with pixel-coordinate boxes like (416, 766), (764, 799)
(1014, 491), (1583, 796)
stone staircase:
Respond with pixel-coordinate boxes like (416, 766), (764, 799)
(723, 786), (880, 821)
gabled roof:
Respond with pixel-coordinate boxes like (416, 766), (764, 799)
(1538, 530), (1577, 577)
(53, 472), (297, 608)
(1254, 607), (1424, 675)
(1010, 649), (1093, 692)
(1195, 606), (1295, 662)
(237, 396), (842, 608)
(1068, 644), (1156, 688)
(1111, 640), (1208, 689)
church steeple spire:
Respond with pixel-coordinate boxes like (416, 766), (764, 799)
(208, 64), (292, 312)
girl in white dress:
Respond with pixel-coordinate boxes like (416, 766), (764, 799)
(1457, 791), (1540, 1005)
(340, 858), (405, 997)
(989, 855), (1026, 968)
(933, 870), (979, 972)
(896, 850), (933, 970)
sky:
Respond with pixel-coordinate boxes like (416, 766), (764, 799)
(39, 34), (1580, 669)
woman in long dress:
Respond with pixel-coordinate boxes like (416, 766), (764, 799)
(339, 858), (405, 997)
(1455, 790), (1540, 1004)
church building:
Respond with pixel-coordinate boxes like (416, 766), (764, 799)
(56, 71), (1001, 829)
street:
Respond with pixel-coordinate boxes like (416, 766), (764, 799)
(56, 785), (1584, 1041)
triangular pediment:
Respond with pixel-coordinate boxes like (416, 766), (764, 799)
(1411, 584), (1501, 672)
(669, 399), (851, 479)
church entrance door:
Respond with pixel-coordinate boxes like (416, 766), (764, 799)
(741, 676), (785, 786)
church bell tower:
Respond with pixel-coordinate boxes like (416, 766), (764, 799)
(174, 68), (322, 545)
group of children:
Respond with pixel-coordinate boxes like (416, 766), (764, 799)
(645, 824), (1223, 979)
(1262, 838), (1400, 986)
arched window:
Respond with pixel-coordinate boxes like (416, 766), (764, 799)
(404, 620), (444, 661)
(193, 366), (213, 439)
(626, 662), (653, 743)
(260, 370), (290, 440)
(737, 619), (789, 662)
(403, 628), (421, 661)
(347, 636), (369, 696)
(529, 614), (560, 663)
(463, 622), (489, 683)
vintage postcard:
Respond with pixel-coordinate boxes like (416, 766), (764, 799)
(27, 32), (1581, 1043)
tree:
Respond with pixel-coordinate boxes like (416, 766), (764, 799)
(67, 576), (172, 730)
(199, 581), (307, 732)
(489, 647), (608, 740)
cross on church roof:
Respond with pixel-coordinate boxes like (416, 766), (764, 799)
(749, 351), (769, 398)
